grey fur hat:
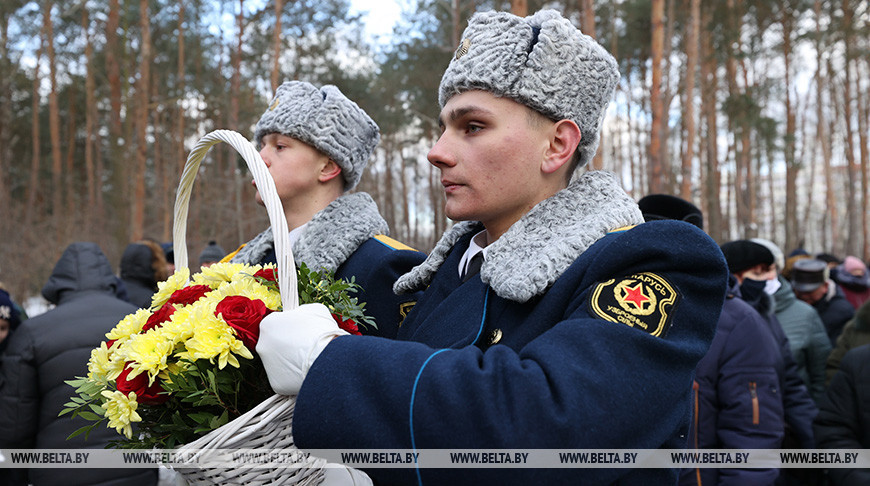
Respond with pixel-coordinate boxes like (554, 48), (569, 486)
(439, 9), (620, 169)
(254, 81), (380, 191)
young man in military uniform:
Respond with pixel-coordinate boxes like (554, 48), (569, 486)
(227, 81), (424, 337)
(256, 10), (729, 485)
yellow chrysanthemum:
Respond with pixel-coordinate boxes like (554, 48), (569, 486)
(106, 308), (151, 341)
(179, 312), (252, 369)
(151, 268), (191, 308)
(87, 341), (126, 381)
(205, 278), (281, 311)
(156, 305), (196, 344)
(101, 390), (142, 439)
(192, 262), (258, 288)
(121, 330), (174, 384)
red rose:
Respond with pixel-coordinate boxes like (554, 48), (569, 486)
(167, 285), (211, 306)
(214, 296), (271, 349)
(116, 363), (168, 405)
(332, 314), (361, 336)
(142, 304), (176, 332)
(253, 268), (278, 283)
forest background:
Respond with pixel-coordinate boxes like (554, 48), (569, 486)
(0, 0), (868, 307)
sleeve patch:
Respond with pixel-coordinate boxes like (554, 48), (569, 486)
(587, 272), (681, 337)
(398, 301), (416, 327)
(373, 234), (417, 252)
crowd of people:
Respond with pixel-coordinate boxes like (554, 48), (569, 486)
(639, 194), (870, 486)
(1, 7), (869, 486)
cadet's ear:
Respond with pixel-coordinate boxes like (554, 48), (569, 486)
(319, 159), (343, 183)
(542, 120), (581, 174)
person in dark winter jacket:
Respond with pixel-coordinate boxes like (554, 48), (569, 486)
(814, 343), (870, 485)
(720, 241), (819, 449)
(0, 288), (22, 356)
(119, 239), (170, 309)
(637, 196), (785, 486)
(0, 242), (157, 486)
(826, 298), (870, 383)
(792, 258), (855, 345)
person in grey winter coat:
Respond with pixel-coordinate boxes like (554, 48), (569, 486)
(0, 242), (157, 486)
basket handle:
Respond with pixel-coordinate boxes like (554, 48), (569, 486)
(172, 129), (299, 310)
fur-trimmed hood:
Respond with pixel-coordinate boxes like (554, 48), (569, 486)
(231, 192), (389, 273)
(394, 171), (644, 303)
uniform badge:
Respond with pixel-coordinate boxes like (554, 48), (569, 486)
(588, 272), (681, 337)
(454, 38), (471, 60)
(398, 301), (417, 327)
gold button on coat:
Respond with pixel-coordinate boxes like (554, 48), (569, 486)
(489, 328), (503, 345)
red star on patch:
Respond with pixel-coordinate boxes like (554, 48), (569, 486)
(622, 283), (650, 309)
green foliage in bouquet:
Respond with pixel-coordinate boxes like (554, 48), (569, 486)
(60, 262), (373, 449)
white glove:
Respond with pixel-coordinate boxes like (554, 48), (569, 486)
(321, 464), (374, 485)
(256, 303), (348, 395)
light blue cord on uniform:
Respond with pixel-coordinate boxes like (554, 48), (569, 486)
(409, 287), (490, 486)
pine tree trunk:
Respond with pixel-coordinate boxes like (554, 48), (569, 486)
(272, 0), (283, 93)
(168, 3), (187, 241)
(83, 8), (97, 226)
(648, 0), (665, 194)
(841, 0), (859, 256)
(132, 0), (151, 241)
(24, 43), (42, 228)
(0, 14), (11, 235)
(680, 0), (699, 201)
(232, 0), (245, 243)
(511, 0), (528, 17)
(43, 2), (63, 238)
(782, 0), (799, 252)
(816, 0), (836, 253)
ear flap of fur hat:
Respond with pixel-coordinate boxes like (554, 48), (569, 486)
(254, 81), (380, 191)
(438, 9), (620, 170)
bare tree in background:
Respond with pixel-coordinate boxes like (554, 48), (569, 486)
(132, 0), (152, 241)
(648, 0), (665, 194)
(679, 0), (699, 201)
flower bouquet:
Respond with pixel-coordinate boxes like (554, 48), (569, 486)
(62, 130), (361, 485)
(61, 261), (370, 449)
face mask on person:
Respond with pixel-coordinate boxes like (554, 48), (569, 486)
(740, 278), (767, 303)
(764, 278), (782, 295)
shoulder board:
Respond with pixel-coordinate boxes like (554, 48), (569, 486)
(373, 234), (418, 252)
(220, 244), (245, 263)
(608, 225), (636, 234)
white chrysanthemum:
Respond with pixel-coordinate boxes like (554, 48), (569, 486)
(151, 268), (191, 308)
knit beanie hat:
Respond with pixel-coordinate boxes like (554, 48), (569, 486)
(843, 256), (868, 277)
(438, 9), (620, 170)
(199, 241), (227, 266)
(720, 240), (774, 275)
(750, 238), (785, 272)
(0, 289), (21, 329)
(254, 81), (380, 191)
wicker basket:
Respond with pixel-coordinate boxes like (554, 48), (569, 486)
(168, 130), (325, 485)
